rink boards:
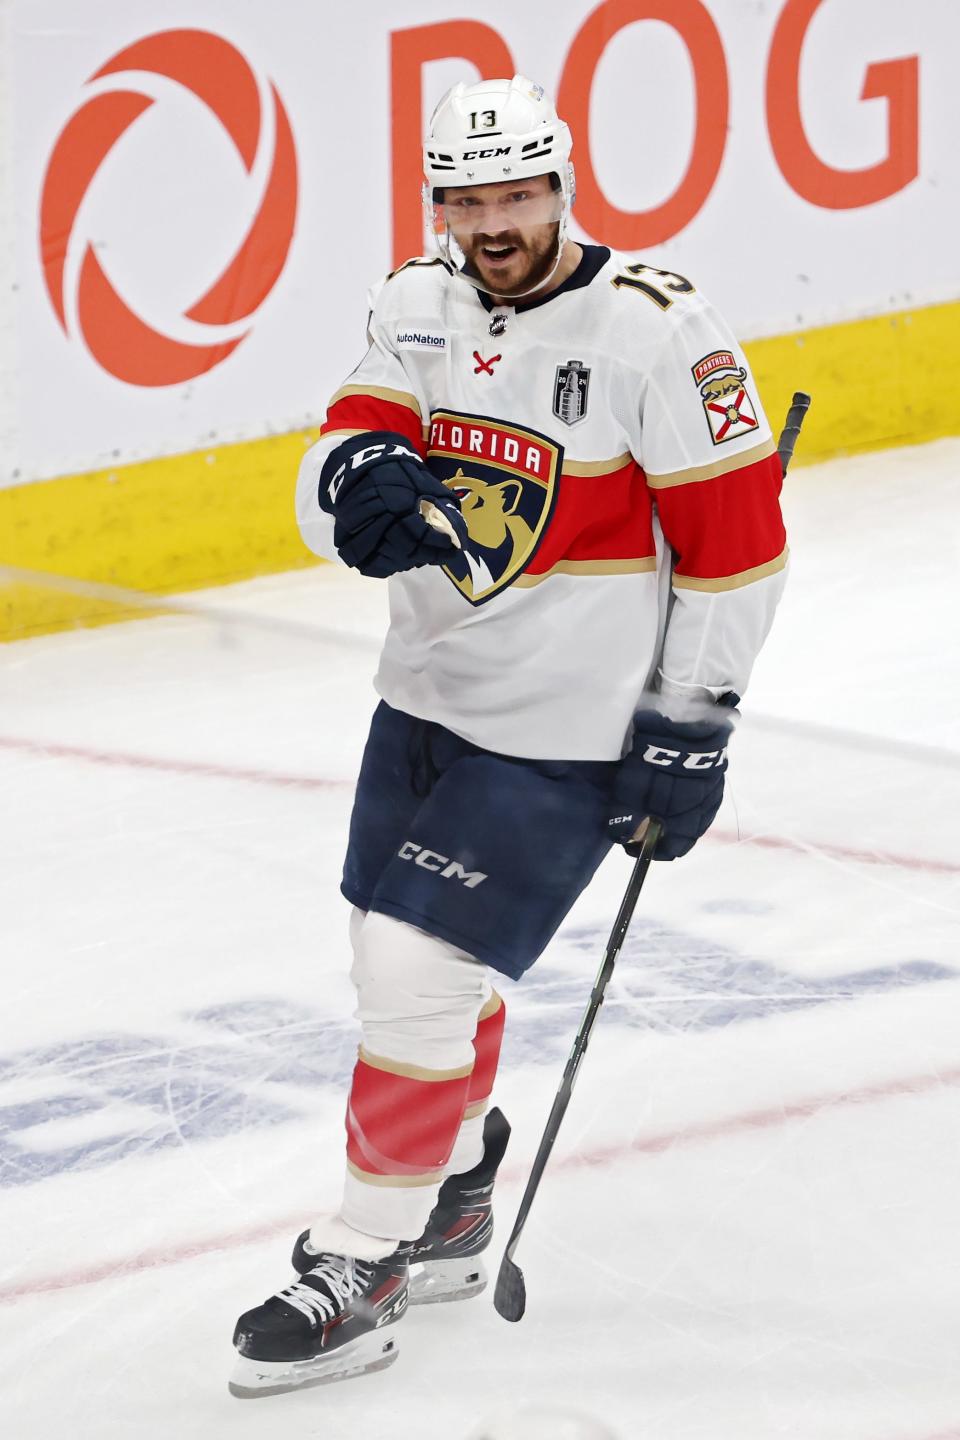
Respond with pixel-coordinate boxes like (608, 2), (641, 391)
(3, 293), (959, 642)
(2, 0), (960, 640)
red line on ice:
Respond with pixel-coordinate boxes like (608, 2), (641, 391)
(708, 826), (960, 877)
(556, 1063), (960, 1169)
(0, 734), (349, 792)
(2, 1062), (958, 1307)
(1, 734), (956, 875)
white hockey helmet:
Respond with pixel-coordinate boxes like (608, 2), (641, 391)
(422, 76), (575, 293)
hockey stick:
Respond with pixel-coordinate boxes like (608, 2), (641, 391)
(493, 818), (663, 1322)
(493, 392), (812, 1323)
(777, 391), (812, 475)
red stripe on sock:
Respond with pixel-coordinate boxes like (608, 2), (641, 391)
(468, 996), (505, 1108)
(346, 1056), (471, 1178)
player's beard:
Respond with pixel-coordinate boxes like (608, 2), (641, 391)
(460, 223), (561, 299)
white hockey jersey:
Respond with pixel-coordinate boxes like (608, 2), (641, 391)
(297, 246), (787, 761)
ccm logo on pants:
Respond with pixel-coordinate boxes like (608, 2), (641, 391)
(397, 841), (488, 889)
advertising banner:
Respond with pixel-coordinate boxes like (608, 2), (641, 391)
(4, 0), (956, 487)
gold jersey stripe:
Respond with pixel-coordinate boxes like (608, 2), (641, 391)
(478, 990), (503, 1023)
(312, 424), (434, 453)
(645, 435), (777, 489)
(327, 384), (423, 419)
(358, 1045), (474, 1083)
(513, 557), (657, 588)
(562, 453), (633, 477)
(347, 1160), (445, 1189)
(463, 1099), (489, 1121)
(674, 545), (789, 593)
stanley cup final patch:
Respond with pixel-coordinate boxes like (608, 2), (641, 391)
(553, 360), (590, 426)
(693, 351), (759, 445)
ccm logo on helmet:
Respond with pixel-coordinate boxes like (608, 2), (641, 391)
(398, 841), (488, 888)
(462, 147), (511, 159)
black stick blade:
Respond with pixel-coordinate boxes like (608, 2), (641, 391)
(493, 1253), (526, 1322)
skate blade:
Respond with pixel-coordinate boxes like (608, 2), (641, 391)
(408, 1256), (487, 1305)
(228, 1329), (399, 1398)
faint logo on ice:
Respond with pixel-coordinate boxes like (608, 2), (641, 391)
(0, 998), (355, 1191)
(0, 926), (954, 1189)
(38, 28), (298, 386)
(495, 926), (956, 1068)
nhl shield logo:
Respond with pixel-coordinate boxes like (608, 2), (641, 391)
(426, 411), (563, 605)
(553, 360), (590, 426)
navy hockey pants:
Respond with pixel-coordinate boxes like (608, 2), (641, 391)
(341, 701), (618, 979)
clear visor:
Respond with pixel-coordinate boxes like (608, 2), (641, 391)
(430, 183), (565, 239)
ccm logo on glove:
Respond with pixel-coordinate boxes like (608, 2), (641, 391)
(325, 440), (420, 507)
(318, 429), (467, 578)
(641, 745), (726, 770)
(608, 706), (736, 862)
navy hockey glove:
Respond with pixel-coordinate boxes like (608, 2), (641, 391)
(318, 431), (466, 579)
(608, 706), (736, 862)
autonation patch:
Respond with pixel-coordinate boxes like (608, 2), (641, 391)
(396, 328), (446, 351)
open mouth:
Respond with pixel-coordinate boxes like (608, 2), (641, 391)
(480, 244), (519, 264)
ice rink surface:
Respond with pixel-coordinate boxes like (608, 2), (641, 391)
(1, 438), (958, 1439)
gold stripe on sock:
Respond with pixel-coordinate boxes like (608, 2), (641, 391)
(347, 1160), (445, 1188)
(478, 991), (503, 1023)
(358, 1045), (474, 1082)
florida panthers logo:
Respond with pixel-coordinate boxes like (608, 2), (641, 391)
(426, 411), (562, 604)
(692, 351), (759, 445)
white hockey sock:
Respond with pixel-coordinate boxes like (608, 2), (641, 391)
(339, 910), (492, 1241)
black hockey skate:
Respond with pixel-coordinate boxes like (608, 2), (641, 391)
(229, 1247), (410, 1398)
(408, 1105), (511, 1304)
(286, 1107), (511, 1313)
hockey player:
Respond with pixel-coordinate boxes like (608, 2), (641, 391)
(229, 75), (787, 1397)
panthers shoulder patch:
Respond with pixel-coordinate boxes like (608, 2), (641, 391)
(692, 351), (759, 446)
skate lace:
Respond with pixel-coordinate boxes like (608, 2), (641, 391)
(279, 1255), (375, 1326)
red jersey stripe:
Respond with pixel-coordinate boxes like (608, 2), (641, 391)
(525, 460), (656, 574)
(321, 393), (425, 453)
(653, 450), (785, 581)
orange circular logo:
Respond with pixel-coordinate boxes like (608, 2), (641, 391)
(39, 29), (298, 387)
